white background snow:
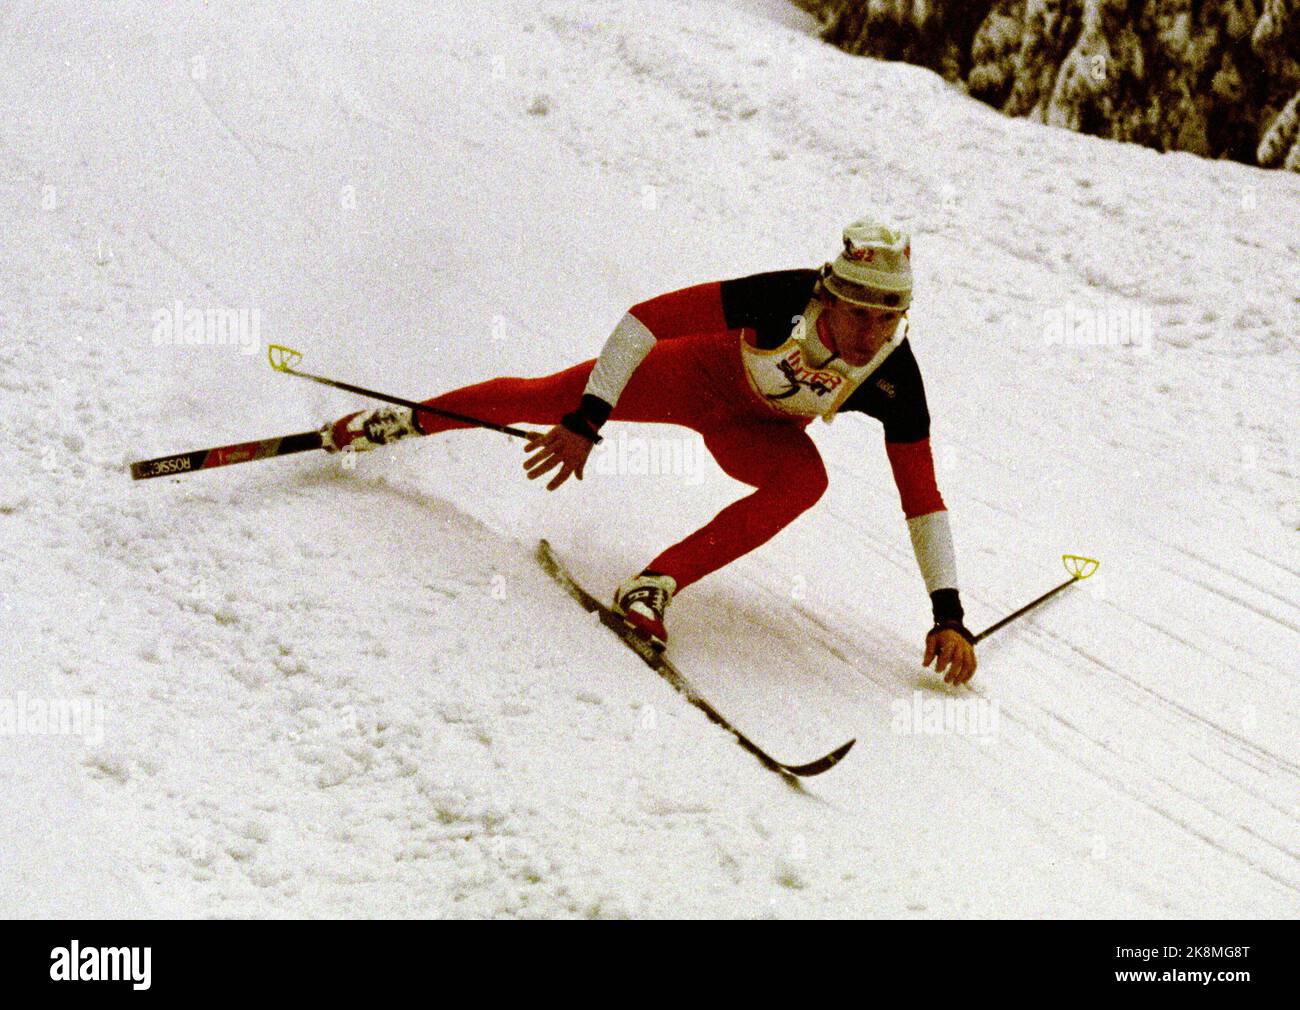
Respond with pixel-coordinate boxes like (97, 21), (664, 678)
(1, 0), (1296, 917)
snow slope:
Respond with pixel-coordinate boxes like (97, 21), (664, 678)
(1, 0), (1296, 918)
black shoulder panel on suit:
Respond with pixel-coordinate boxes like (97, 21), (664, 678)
(838, 338), (931, 442)
(720, 270), (819, 349)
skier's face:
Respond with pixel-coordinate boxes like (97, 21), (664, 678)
(822, 297), (903, 366)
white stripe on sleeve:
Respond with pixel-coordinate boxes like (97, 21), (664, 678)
(583, 312), (658, 407)
(906, 509), (958, 594)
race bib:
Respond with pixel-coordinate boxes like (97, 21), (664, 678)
(740, 304), (900, 420)
(745, 342), (848, 417)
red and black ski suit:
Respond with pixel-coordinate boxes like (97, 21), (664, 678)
(415, 270), (964, 625)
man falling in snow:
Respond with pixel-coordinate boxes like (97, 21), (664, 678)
(324, 216), (977, 685)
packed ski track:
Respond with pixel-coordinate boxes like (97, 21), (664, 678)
(1, 0), (1296, 917)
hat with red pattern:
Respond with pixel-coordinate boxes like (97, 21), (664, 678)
(822, 216), (912, 310)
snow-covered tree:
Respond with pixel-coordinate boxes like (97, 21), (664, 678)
(797, 0), (1300, 169)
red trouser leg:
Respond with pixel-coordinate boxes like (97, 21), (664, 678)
(413, 361), (596, 434)
(416, 333), (827, 592)
(417, 330), (724, 431)
(645, 419), (827, 590)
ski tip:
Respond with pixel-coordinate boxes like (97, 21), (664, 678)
(782, 738), (856, 778)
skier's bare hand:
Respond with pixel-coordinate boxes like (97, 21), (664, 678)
(523, 425), (594, 491)
(924, 628), (977, 686)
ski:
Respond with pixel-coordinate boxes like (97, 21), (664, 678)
(536, 540), (855, 779)
(128, 430), (324, 481)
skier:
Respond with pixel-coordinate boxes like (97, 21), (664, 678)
(323, 216), (977, 684)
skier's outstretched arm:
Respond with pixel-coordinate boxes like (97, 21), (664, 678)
(524, 281), (730, 490)
(886, 436), (977, 685)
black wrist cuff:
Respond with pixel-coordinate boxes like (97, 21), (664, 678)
(576, 394), (613, 430)
(930, 587), (964, 624)
(929, 619), (976, 645)
(560, 411), (603, 444)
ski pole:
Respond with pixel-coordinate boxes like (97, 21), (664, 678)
(266, 344), (533, 440)
(972, 555), (1099, 643)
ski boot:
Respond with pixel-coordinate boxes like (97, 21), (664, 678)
(613, 571), (677, 649)
(321, 405), (422, 454)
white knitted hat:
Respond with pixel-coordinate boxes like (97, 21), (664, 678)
(822, 217), (913, 310)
